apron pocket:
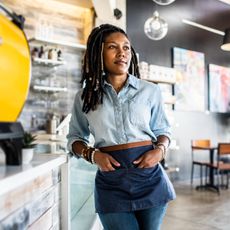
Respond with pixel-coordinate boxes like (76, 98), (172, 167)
(96, 169), (127, 187)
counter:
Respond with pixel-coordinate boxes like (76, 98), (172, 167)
(0, 153), (69, 230)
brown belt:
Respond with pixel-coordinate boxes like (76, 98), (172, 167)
(99, 140), (153, 152)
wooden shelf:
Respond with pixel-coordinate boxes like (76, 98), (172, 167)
(163, 95), (176, 104)
(28, 37), (86, 50)
(142, 78), (176, 85)
(32, 57), (65, 66)
(33, 85), (67, 92)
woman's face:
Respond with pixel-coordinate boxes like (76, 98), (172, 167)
(103, 32), (131, 77)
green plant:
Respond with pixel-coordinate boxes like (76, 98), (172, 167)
(23, 132), (37, 149)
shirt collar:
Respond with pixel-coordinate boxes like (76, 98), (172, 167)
(103, 74), (139, 90)
(127, 74), (139, 89)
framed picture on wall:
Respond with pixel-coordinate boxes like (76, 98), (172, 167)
(209, 64), (230, 113)
(173, 47), (205, 111)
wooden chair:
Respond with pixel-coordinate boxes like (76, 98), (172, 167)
(210, 143), (230, 189)
(191, 139), (211, 186)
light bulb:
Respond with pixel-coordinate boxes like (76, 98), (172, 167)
(144, 11), (168, 40)
(152, 20), (161, 30)
(153, 0), (176, 5)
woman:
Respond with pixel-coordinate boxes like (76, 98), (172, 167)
(67, 24), (176, 230)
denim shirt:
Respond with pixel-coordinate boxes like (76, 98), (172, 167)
(67, 74), (176, 213)
(67, 74), (171, 153)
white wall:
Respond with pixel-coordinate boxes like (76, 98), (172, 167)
(93, 0), (126, 30)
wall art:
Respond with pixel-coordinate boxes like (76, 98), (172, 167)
(209, 64), (230, 113)
(173, 47), (205, 111)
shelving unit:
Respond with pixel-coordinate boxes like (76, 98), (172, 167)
(28, 37), (75, 98)
(140, 63), (177, 108)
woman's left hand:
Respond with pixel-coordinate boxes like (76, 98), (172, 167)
(133, 148), (162, 168)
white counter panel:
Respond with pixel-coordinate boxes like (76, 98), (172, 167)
(0, 153), (67, 196)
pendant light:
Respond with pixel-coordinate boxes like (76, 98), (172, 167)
(144, 11), (168, 40)
(221, 28), (230, 51)
(153, 0), (176, 5)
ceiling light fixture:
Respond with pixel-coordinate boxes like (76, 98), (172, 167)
(182, 19), (230, 51)
(221, 28), (230, 51)
(144, 11), (168, 40)
(217, 0), (230, 5)
(182, 19), (224, 36)
(153, 0), (176, 5)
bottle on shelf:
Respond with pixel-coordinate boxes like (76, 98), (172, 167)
(51, 115), (57, 134)
(57, 49), (63, 61)
(38, 46), (44, 58)
(46, 114), (58, 134)
(48, 49), (53, 59)
(31, 47), (39, 58)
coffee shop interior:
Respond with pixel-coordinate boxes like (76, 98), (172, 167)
(0, 0), (230, 229)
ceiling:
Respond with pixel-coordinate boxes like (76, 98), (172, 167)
(55, 0), (230, 8)
(55, 0), (93, 8)
(51, 0), (230, 11)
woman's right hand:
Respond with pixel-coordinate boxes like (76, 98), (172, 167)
(94, 151), (120, 172)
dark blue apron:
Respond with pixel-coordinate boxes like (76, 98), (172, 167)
(95, 144), (176, 213)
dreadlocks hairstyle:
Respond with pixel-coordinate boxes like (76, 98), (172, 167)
(81, 23), (140, 113)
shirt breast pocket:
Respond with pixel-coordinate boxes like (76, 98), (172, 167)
(128, 100), (151, 128)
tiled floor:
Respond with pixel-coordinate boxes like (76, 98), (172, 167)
(162, 182), (230, 230)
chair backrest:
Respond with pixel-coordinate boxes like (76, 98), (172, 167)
(191, 139), (211, 148)
(218, 143), (230, 156)
(191, 139), (211, 163)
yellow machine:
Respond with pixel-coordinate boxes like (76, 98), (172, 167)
(0, 3), (31, 122)
(0, 4), (31, 165)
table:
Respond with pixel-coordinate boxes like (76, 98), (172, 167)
(192, 146), (219, 193)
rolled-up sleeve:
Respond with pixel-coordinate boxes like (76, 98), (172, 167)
(66, 90), (90, 155)
(150, 85), (171, 141)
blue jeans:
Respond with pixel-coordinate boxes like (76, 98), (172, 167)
(98, 204), (168, 230)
